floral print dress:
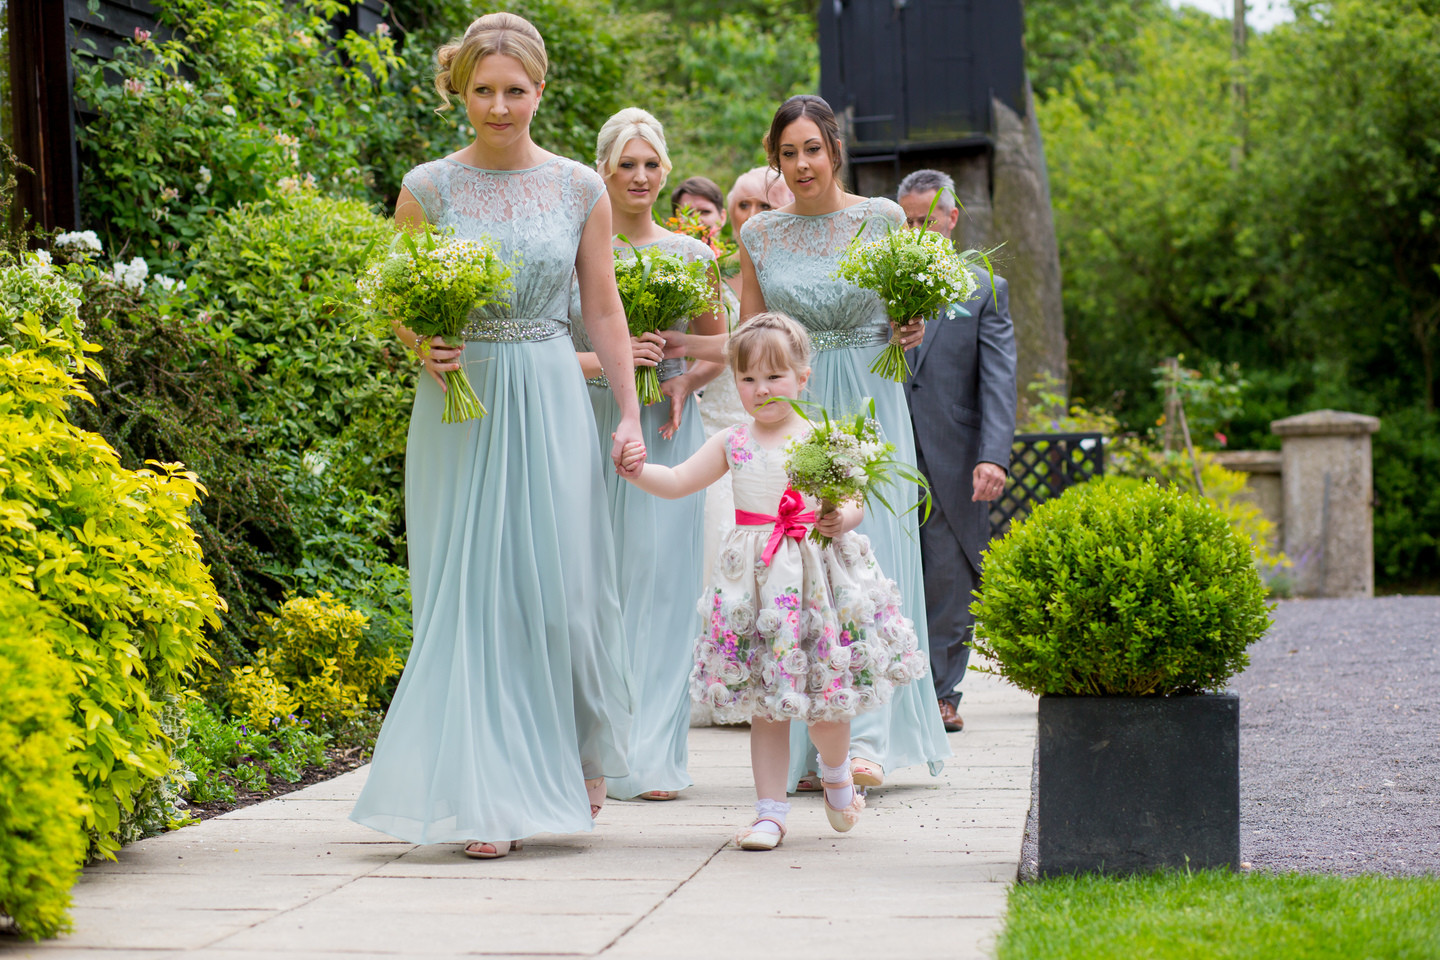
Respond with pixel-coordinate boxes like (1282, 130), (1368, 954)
(692, 424), (928, 724)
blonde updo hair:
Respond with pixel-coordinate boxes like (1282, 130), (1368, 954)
(729, 312), (811, 375)
(595, 107), (673, 188)
(728, 166), (793, 211)
(433, 13), (547, 112)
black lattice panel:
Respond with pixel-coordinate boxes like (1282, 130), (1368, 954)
(989, 433), (1106, 537)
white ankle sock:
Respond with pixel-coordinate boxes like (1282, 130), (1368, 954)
(752, 799), (790, 835)
(817, 754), (855, 810)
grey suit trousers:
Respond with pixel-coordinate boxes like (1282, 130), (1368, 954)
(917, 449), (979, 706)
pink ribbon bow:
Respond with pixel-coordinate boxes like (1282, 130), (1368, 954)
(735, 488), (816, 566)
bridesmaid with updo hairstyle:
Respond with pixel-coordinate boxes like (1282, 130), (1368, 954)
(350, 12), (641, 860)
(569, 107), (726, 802)
(737, 94), (951, 793)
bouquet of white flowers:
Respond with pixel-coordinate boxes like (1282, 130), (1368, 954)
(613, 242), (716, 405)
(357, 229), (513, 424)
(834, 226), (984, 383)
(783, 400), (932, 547)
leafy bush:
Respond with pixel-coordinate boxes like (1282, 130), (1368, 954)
(0, 262), (221, 859)
(972, 478), (1272, 696)
(230, 594), (403, 732)
(1018, 374), (1288, 578)
(0, 583), (87, 941)
(177, 698), (329, 804)
(72, 0), (402, 270)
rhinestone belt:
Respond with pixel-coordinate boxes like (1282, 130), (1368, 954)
(809, 326), (888, 352)
(586, 358), (685, 391)
(461, 315), (568, 343)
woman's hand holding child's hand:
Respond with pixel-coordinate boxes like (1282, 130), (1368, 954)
(814, 502), (862, 539)
(619, 440), (648, 474)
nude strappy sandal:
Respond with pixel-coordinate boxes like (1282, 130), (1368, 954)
(463, 839), (523, 859)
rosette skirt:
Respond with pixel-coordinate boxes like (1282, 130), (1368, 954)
(586, 386), (706, 799)
(693, 527), (927, 725)
(351, 337), (633, 843)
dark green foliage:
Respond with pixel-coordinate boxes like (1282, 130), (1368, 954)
(0, 584), (87, 940)
(1372, 407), (1440, 587)
(1038, 0), (1440, 586)
(1023, 0), (1169, 99)
(177, 698), (330, 804)
(972, 478), (1272, 696)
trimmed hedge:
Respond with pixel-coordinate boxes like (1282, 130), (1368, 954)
(972, 477), (1272, 696)
(0, 583), (87, 940)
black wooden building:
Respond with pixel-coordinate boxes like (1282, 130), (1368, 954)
(818, 0), (1026, 189)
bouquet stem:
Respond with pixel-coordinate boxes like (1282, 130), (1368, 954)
(809, 498), (839, 548)
(438, 338), (486, 424)
(635, 367), (664, 406)
(869, 326), (915, 383)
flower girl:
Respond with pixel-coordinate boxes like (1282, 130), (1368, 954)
(619, 313), (927, 849)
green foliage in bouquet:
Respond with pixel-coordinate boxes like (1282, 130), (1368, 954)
(833, 217), (985, 382)
(177, 698), (329, 805)
(782, 399), (932, 546)
(0, 582), (87, 941)
(0, 263), (222, 860)
(357, 229), (514, 423)
(613, 242), (717, 404)
(972, 477), (1272, 697)
(229, 594), (403, 733)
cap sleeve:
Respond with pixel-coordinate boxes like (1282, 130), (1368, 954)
(739, 213), (770, 264)
(400, 161), (445, 223)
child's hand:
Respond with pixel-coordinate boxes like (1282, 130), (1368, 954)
(619, 439), (648, 473)
(660, 329), (689, 360)
(815, 502), (862, 539)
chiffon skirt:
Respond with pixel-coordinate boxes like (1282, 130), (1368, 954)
(586, 385), (706, 799)
(350, 337), (633, 843)
(787, 345), (952, 787)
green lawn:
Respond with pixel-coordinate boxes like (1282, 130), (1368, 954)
(997, 870), (1440, 960)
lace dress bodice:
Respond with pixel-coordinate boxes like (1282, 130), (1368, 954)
(739, 198), (903, 340)
(402, 156), (603, 330)
(725, 425), (811, 518)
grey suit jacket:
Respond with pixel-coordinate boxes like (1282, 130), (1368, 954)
(904, 267), (1018, 570)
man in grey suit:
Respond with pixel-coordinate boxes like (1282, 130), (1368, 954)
(898, 169), (1017, 732)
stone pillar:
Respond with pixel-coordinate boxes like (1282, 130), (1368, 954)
(1213, 450), (1284, 554)
(1270, 410), (1381, 598)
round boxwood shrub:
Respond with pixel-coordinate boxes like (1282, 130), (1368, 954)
(971, 477), (1272, 696)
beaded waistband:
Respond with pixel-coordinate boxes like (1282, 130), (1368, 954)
(586, 360), (685, 391)
(461, 316), (568, 343)
(809, 327), (888, 352)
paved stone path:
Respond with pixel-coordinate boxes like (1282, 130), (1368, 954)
(1236, 596), (1440, 875)
(3, 669), (1037, 959)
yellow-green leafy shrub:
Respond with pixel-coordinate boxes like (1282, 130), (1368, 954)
(231, 593), (401, 730)
(0, 582), (88, 940)
(0, 263), (221, 859)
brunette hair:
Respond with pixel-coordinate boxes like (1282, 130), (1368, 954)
(670, 176), (724, 216)
(433, 13), (547, 112)
(595, 107), (673, 187)
(763, 95), (843, 175)
(728, 312), (811, 375)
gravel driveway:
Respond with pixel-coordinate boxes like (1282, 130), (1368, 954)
(1235, 596), (1440, 876)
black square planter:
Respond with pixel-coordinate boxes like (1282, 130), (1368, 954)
(1037, 693), (1239, 877)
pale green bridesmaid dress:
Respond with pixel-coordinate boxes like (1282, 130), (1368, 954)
(740, 198), (952, 788)
(569, 231), (712, 799)
(350, 156), (633, 843)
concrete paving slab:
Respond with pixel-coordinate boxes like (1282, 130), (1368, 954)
(6, 665), (1035, 959)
